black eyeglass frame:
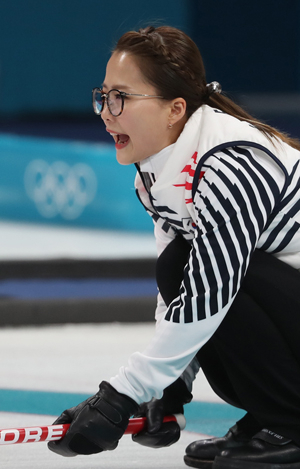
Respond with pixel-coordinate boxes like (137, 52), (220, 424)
(92, 87), (164, 117)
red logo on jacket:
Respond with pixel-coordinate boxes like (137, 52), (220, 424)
(173, 152), (205, 204)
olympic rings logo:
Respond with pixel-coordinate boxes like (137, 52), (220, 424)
(24, 160), (98, 220)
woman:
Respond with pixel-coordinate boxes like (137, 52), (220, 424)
(48, 26), (300, 469)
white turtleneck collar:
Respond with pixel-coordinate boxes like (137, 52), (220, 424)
(139, 143), (175, 179)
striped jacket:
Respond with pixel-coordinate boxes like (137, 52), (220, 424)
(110, 105), (300, 404)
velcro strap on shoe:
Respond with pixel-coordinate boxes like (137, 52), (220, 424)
(254, 429), (292, 446)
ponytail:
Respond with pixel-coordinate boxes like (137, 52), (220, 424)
(114, 25), (300, 151)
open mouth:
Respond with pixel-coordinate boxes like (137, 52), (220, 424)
(116, 134), (129, 145)
(112, 133), (130, 149)
(107, 129), (130, 149)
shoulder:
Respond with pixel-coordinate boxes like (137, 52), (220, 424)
(186, 106), (291, 186)
(189, 105), (286, 159)
(191, 144), (287, 205)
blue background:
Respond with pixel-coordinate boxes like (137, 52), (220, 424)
(0, 0), (299, 117)
(0, 134), (153, 230)
(0, 0), (299, 231)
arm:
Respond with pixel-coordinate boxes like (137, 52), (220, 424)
(111, 146), (285, 404)
(153, 220), (177, 324)
(50, 147), (285, 457)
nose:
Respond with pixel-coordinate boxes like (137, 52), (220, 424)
(100, 99), (112, 122)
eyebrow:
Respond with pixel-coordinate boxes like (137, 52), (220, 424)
(102, 82), (132, 91)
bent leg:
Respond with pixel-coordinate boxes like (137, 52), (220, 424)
(210, 286), (300, 446)
(243, 249), (300, 363)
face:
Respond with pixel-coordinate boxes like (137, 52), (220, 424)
(101, 52), (178, 165)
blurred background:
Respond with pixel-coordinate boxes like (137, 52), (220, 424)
(0, 2), (299, 459)
(0, 0), (299, 322)
(0, 0), (299, 326)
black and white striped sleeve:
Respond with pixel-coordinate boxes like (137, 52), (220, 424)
(110, 146), (286, 404)
(166, 146), (285, 323)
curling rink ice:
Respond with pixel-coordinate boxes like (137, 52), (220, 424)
(0, 323), (216, 469)
(0, 222), (245, 468)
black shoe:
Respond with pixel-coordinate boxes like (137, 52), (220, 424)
(213, 429), (300, 469)
(184, 424), (252, 469)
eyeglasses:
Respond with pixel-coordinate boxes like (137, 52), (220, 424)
(92, 87), (164, 117)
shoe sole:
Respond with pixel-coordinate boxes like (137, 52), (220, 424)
(184, 455), (213, 468)
(213, 455), (300, 469)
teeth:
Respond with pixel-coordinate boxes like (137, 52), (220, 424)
(110, 134), (118, 143)
(110, 133), (123, 144)
(109, 132), (128, 145)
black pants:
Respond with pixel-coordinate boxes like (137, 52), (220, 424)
(156, 236), (300, 445)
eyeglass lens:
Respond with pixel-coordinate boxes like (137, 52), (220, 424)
(94, 89), (123, 116)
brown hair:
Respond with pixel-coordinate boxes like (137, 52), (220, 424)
(114, 26), (300, 151)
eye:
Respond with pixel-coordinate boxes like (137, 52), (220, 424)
(109, 90), (122, 100)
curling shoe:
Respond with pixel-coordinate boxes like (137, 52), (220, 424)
(184, 424), (252, 469)
(213, 429), (300, 469)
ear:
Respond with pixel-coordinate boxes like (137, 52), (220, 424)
(168, 98), (187, 126)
